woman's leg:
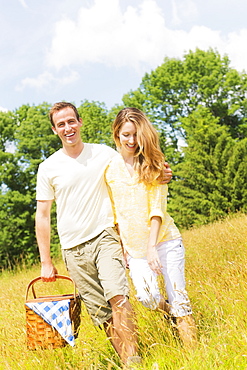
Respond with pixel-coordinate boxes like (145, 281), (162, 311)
(128, 256), (163, 310)
(175, 315), (197, 348)
(157, 239), (192, 317)
(157, 239), (197, 348)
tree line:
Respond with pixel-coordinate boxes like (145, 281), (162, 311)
(1, 48), (246, 270)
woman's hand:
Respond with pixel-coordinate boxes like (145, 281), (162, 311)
(147, 245), (162, 275)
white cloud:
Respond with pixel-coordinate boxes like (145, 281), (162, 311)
(18, 0), (28, 8)
(46, 0), (166, 71)
(14, 0), (246, 97)
(166, 26), (224, 56)
(0, 106), (9, 112)
(223, 29), (247, 72)
(16, 70), (80, 91)
(171, 0), (198, 26)
(45, 0), (247, 74)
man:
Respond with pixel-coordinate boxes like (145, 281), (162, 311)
(35, 102), (172, 366)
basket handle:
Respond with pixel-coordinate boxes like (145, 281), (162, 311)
(25, 274), (77, 301)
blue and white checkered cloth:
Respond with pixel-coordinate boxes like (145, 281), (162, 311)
(26, 299), (75, 346)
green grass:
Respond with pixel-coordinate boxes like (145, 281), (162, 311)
(1, 214), (247, 369)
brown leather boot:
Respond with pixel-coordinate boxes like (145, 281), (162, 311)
(176, 314), (198, 349)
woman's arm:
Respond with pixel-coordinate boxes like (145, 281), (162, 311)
(147, 216), (163, 275)
(147, 183), (168, 274)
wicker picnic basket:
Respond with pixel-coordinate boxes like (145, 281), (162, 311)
(25, 275), (81, 349)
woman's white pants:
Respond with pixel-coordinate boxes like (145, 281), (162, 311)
(128, 238), (192, 317)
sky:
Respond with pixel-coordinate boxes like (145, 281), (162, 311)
(1, 0), (247, 112)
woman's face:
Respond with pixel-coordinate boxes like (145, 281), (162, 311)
(118, 121), (138, 157)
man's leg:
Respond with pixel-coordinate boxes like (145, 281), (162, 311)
(103, 295), (138, 365)
(103, 317), (122, 357)
(63, 232), (140, 363)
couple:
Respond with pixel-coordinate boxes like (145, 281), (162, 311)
(35, 102), (197, 368)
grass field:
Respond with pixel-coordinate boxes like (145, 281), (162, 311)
(0, 214), (247, 369)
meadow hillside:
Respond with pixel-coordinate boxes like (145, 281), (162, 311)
(0, 214), (246, 370)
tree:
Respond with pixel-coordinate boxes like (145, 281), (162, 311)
(225, 138), (247, 212)
(122, 48), (247, 158)
(168, 107), (236, 228)
(0, 190), (35, 268)
(0, 111), (17, 191)
(78, 100), (114, 147)
(0, 103), (61, 269)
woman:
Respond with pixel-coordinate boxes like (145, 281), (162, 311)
(105, 107), (197, 348)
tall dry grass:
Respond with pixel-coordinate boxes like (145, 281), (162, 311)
(0, 213), (247, 369)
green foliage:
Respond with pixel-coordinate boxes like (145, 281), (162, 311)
(0, 190), (36, 269)
(14, 103), (60, 189)
(0, 103), (61, 269)
(0, 110), (15, 151)
(168, 107), (236, 228)
(78, 100), (114, 147)
(123, 48), (247, 156)
(225, 137), (247, 212)
(0, 49), (247, 268)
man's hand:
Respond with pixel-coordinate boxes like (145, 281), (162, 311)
(41, 262), (58, 282)
(161, 162), (172, 184)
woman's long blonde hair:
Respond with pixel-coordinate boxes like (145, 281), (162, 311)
(113, 107), (165, 185)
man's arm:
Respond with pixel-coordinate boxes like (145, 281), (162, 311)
(35, 199), (58, 281)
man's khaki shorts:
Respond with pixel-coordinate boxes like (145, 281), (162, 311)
(62, 227), (129, 326)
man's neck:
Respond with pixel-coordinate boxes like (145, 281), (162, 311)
(62, 141), (84, 158)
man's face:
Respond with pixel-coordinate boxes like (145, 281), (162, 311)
(51, 107), (82, 148)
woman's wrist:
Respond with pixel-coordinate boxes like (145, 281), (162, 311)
(147, 243), (156, 249)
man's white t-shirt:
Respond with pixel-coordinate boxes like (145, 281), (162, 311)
(36, 143), (117, 249)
